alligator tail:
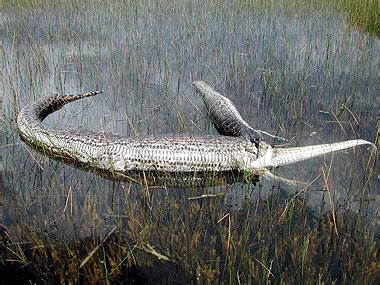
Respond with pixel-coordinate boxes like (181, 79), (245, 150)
(270, 139), (375, 167)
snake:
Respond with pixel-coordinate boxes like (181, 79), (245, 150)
(16, 81), (374, 176)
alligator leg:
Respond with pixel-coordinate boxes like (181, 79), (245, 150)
(193, 81), (287, 143)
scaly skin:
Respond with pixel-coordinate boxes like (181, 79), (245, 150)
(17, 88), (374, 175)
(193, 81), (287, 142)
(17, 91), (269, 173)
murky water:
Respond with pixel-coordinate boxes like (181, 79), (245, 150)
(1, 0), (378, 244)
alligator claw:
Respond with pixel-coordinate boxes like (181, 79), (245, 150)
(244, 128), (262, 147)
(251, 137), (260, 149)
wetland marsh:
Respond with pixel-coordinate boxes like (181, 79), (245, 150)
(0, 0), (379, 283)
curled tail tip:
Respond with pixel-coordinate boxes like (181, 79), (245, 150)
(55, 90), (103, 99)
(85, 90), (103, 96)
(72, 90), (103, 100)
(53, 90), (103, 104)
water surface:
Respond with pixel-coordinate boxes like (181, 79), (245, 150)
(0, 0), (378, 282)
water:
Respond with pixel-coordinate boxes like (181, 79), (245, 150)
(0, 0), (378, 282)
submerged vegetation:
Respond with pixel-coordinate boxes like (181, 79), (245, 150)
(0, 0), (379, 283)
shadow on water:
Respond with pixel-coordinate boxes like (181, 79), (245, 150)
(0, 0), (379, 283)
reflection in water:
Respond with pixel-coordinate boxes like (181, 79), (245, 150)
(1, 0), (378, 269)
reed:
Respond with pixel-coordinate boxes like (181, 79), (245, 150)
(0, 0), (378, 283)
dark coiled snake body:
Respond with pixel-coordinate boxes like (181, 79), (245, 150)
(16, 81), (374, 176)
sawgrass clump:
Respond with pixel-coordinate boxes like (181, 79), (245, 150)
(327, 0), (379, 37)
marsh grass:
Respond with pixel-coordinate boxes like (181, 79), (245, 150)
(1, 186), (378, 283)
(1, 0), (379, 283)
(327, 0), (379, 37)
